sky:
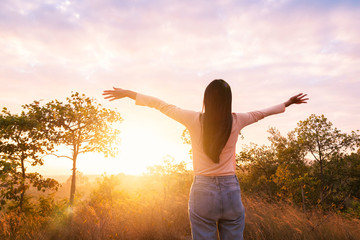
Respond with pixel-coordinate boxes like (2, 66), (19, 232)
(1, 0), (359, 176)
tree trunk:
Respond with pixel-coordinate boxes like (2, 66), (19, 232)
(316, 134), (324, 206)
(319, 158), (324, 205)
(301, 184), (306, 212)
(19, 158), (26, 212)
(69, 154), (77, 206)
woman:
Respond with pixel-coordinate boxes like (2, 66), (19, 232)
(103, 79), (308, 240)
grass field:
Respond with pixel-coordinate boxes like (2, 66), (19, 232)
(1, 173), (359, 240)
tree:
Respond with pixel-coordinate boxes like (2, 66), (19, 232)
(236, 143), (279, 197)
(147, 155), (191, 200)
(267, 128), (312, 208)
(31, 92), (122, 206)
(344, 151), (360, 200)
(296, 114), (359, 205)
(0, 108), (59, 212)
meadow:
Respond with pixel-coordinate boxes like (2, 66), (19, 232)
(1, 170), (359, 240)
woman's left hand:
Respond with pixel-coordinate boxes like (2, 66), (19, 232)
(285, 93), (308, 107)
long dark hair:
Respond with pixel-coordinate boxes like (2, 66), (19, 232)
(201, 79), (233, 163)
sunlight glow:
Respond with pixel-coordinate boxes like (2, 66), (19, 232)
(112, 123), (189, 175)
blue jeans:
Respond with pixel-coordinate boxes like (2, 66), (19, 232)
(188, 175), (245, 240)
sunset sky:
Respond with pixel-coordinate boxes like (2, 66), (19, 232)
(1, 0), (359, 176)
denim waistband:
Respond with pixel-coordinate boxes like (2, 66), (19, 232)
(194, 174), (237, 184)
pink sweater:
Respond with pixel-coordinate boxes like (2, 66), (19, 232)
(136, 93), (286, 176)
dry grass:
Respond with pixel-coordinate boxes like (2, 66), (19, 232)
(1, 174), (359, 240)
(243, 197), (360, 240)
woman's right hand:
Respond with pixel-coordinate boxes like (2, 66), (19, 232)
(103, 87), (136, 101)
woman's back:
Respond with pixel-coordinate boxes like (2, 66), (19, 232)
(135, 93), (285, 176)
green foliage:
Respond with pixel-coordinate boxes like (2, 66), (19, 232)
(267, 128), (314, 207)
(345, 152), (360, 199)
(237, 114), (360, 213)
(296, 114), (358, 162)
(237, 144), (279, 196)
(296, 114), (359, 207)
(28, 92), (123, 158)
(0, 108), (59, 212)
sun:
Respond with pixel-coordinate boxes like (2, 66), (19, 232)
(115, 125), (168, 175)
(74, 120), (191, 175)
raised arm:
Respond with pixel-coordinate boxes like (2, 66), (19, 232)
(103, 87), (197, 127)
(237, 93), (309, 128)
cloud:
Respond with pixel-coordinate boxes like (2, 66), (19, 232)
(0, 0), (359, 129)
